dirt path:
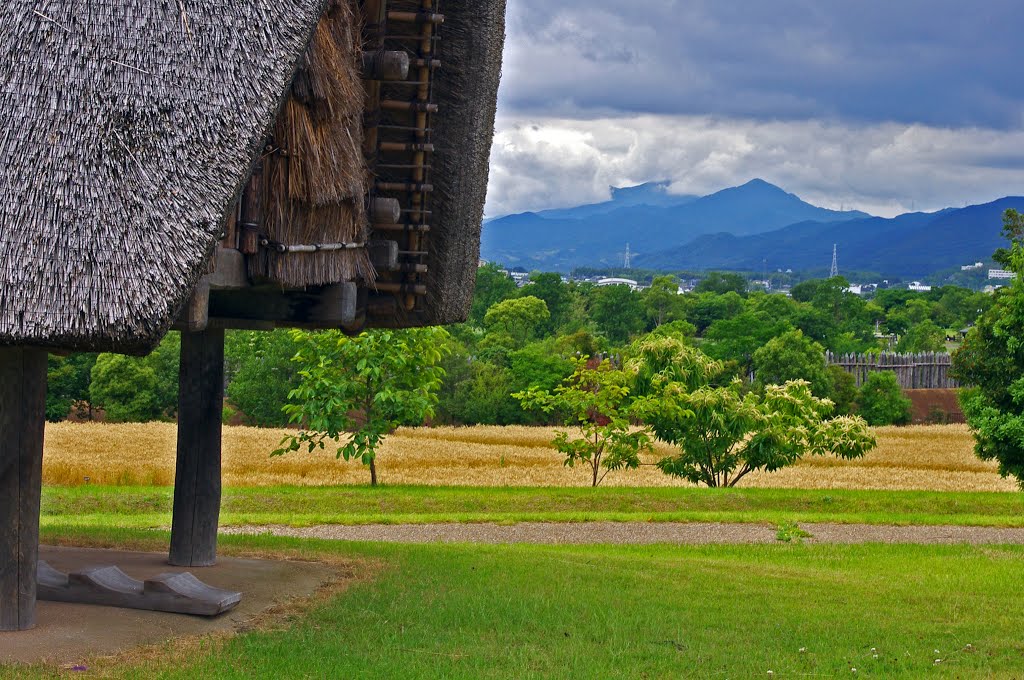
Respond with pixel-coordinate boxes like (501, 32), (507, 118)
(222, 522), (1024, 545)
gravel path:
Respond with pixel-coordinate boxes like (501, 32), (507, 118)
(222, 522), (1024, 545)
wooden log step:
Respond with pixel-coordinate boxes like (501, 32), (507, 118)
(387, 11), (444, 24)
(376, 182), (433, 193)
(381, 99), (439, 113)
(37, 562), (242, 617)
(361, 50), (410, 81)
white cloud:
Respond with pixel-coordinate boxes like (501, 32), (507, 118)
(485, 115), (1024, 218)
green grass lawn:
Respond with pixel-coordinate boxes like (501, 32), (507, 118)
(42, 484), (1024, 530)
(9, 527), (1024, 678)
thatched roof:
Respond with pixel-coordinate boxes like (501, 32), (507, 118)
(419, 0), (506, 325)
(0, 0), (331, 352)
(0, 0), (506, 351)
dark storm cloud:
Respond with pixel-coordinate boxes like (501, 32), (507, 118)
(500, 0), (1024, 129)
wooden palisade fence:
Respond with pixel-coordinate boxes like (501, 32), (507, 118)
(826, 351), (959, 390)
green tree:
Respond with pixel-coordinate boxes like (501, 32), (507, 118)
(952, 209), (1024, 484)
(483, 296), (550, 348)
(858, 372), (912, 426)
(686, 291), (745, 333)
(703, 312), (793, 375)
(630, 340), (874, 487)
(519, 272), (571, 333)
(695, 272), (747, 296)
(516, 358), (653, 486)
(896, 319), (946, 353)
(642, 276), (684, 328)
(469, 263), (518, 326)
(46, 353), (97, 421)
(89, 355), (162, 422)
(827, 365), (859, 416)
(590, 284), (645, 345)
(752, 329), (834, 398)
(224, 330), (302, 426)
(509, 340), (575, 394)
(446, 361), (527, 425)
(275, 328), (449, 486)
(89, 333), (180, 422)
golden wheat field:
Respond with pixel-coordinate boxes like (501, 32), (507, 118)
(39, 422), (1016, 492)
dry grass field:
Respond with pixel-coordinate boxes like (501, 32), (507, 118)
(41, 422), (1016, 492)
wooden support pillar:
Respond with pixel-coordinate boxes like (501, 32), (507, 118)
(169, 328), (225, 568)
(0, 347), (47, 631)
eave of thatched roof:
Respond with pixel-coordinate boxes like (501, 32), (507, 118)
(418, 0), (507, 325)
(0, 0), (330, 353)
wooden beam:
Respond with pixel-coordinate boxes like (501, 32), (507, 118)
(361, 50), (410, 81)
(208, 248), (248, 290)
(0, 347), (47, 631)
(169, 329), (225, 568)
(369, 240), (399, 271)
(310, 283), (358, 326)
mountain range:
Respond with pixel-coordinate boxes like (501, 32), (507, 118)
(480, 179), (1023, 277)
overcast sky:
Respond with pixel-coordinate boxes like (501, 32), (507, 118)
(484, 0), (1024, 218)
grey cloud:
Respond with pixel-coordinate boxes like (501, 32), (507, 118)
(485, 115), (1024, 218)
(499, 0), (1024, 129)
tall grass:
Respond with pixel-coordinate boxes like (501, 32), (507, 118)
(40, 422), (1014, 492)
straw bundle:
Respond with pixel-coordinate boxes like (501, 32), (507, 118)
(252, 0), (372, 288)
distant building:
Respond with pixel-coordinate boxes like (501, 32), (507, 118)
(989, 269), (1016, 280)
(961, 262), (985, 271)
(596, 277), (640, 291)
(509, 271), (531, 287)
(845, 284), (863, 295)
(907, 281), (932, 292)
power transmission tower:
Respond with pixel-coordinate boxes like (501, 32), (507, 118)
(624, 243), (632, 270)
(830, 244), (839, 278)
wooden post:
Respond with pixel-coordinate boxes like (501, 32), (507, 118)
(169, 329), (225, 568)
(0, 347), (47, 631)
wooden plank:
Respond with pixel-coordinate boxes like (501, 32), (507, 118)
(169, 328), (225, 568)
(0, 347), (47, 631)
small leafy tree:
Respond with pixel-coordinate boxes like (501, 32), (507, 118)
(274, 328), (449, 486)
(630, 338), (875, 487)
(857, 372), (912, 425)
(515, 358), (653, 486)
(952, 209), (1024, 484)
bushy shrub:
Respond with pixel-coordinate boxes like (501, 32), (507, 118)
(858, 372), (912, 426)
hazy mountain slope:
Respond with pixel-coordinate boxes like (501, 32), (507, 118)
(639, 198), (1023, 276)
(482, 179), (870, 270)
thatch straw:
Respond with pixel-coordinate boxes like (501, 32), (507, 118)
(252, 0), (372, 288)
(0, 0), (331, 352)
(416, 0), (507, 324)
